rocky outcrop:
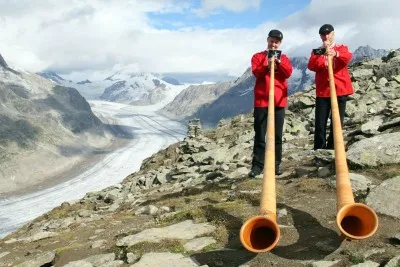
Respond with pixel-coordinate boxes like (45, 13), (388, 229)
(366, 176), (400, 219)
(162, 80), (233, 119)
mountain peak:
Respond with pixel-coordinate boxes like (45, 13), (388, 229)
(352, 45), (389, 63)
(38, 71), (66, 84)
(77, 79), (92, 85)
(0, 53), (9, 69)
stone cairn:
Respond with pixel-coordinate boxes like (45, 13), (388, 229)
(187, 118), (202, 138)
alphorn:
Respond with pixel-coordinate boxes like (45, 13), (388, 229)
(240, 57), (280, 252)
(327, 54), (378, 239)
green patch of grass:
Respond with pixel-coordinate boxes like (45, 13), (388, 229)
(55, 243), (84, 257)
(349, 253), (365, 264)
(236, 179), (262, 191)
(201, 242), (220, 252)
(127, 239), (184, 255)
(214, 200), (247, 209)
(46, 207), (71, 219)
(296, 178), (329, 193)
(158, 207), (210, 226)
(107, 245), (126, 260)
(352, 163), (400, 181)
(211, 222), (229, 244)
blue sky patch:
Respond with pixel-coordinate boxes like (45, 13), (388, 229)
(148, 0), (310, 30)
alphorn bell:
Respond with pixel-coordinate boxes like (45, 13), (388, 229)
(327, 54), (378, 239)
(240, 57), (280, 252)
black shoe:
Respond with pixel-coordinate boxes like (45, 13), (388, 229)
(313, 158), (325, 167)
(276, 166), (282, 176)
(249, 166), (263, 178)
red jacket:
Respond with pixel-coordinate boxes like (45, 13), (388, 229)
(251, 51), (293, 107)
(307, 44), (354, 97)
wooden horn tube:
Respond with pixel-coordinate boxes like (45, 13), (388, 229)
(240, 59), (280, 252)
(327, 55), (379, 239)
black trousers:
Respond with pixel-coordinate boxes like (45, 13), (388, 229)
(314, 96), (348, 150)
(252, 107), (285, 169)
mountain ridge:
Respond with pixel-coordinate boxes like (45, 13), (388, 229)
(0, 54), (117, 194)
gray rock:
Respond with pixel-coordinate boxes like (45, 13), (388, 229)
(352, 68), (374, 81)
(108, 203), (121, 212)
(159, 206), (171, 213)
(0, 251), (10, 259)
(77, 253), (115, 267)
(366, 176), (400, 218)
(155, 169), (170, 184)
(78, 210), (93, 218)
(315, 240), (339, 253)
(376, 77), (389, 87)
(220, 164), (230, 171)
(360, 116), (384, 135)
(63, 260), (93, 267)
(24, 231), (58, 242)
(393, 74), (400, 83)
(350, 261), (379, 267)
(130, 252), (200, 267)
(295, 166), (317, 177)
(127, 253), (140, 264)
(362, 248), (385, 258)
(277, 208), (288, 218)
(116, 220), (216, 247)
(104, 189), (123, 204)
(91, 239), (106, 249)
(314, 149), (335, 163)
(98, 261), (124, 267)
(89, 235), (98, 240)
(227, 167), (249, 179)
(348, 173), (373, 192)
(394, 232), (400, 242)
(310, 260), (341, 267)
(190, 147), (229, 165)
(135, 205), (159, 216)
(291, 95), (315, 109)
(347, 133), (400, 167)
(14, 251), (56, 267)
(183, 237), (216, 251)
(385, 255), (400, 267)
(318, 167), (331, 178)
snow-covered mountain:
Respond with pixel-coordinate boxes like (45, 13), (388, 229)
(0, 53), (114, 194)
(99, 72), (186, 106)
(39, 70), (188, 108)
(288, 56), (314, 95)
(38, 71), (69, 84)
(162, 56), (314, 126)
(351, 45), (389, 63)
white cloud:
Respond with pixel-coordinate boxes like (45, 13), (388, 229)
(196, 0), (261, 16)
(279, 0), (400, 53)
(0, 0), (399, 81)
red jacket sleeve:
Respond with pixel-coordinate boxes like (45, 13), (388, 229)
(251, 52), (268, 79)
(308, 51), (326, 72)
(333, 45), (352, 70)
(277, 54), (292, 79)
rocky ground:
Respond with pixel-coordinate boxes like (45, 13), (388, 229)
(1, 51), (400, 267)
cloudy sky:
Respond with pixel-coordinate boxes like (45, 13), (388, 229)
(0, 0), (399, 82)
